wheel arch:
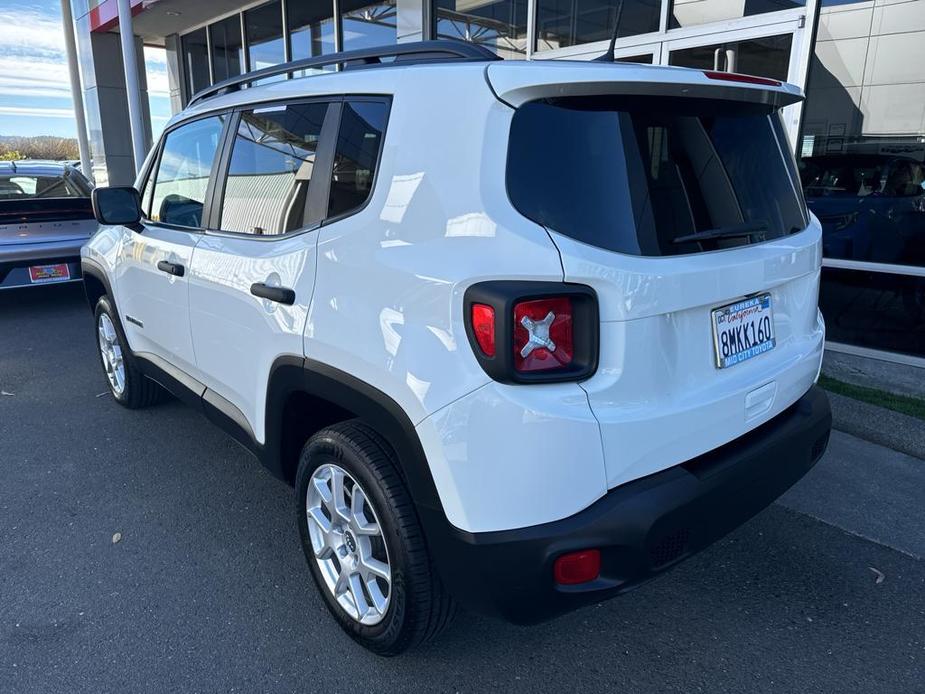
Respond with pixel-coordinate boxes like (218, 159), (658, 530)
(265, 357), (444, 515)
(80, 259), (115, 314)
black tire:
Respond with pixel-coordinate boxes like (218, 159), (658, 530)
(295, 421), (456, 656)
(94, 296), (162, 409)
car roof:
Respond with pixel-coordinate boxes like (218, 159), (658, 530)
(0, 160), (72, 176)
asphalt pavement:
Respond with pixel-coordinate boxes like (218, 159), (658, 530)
(1, 283), (923, 693)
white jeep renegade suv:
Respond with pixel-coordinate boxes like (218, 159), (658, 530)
(82, 40), (831, 655)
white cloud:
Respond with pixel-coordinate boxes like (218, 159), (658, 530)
(0, 105), (74, 119)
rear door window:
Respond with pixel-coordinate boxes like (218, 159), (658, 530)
(218, 101), (329, 235)
(327, 100), (388, 220)
(507, 96), (808, 256)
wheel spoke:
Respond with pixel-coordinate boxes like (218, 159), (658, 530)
(329, 468), (350, 523)
(351, 485), (380, 536)
(361, 555), (390, 583)
(307, 505), (332, 534)
(333, 565), (350, 597)
(348, 573), (369, 621)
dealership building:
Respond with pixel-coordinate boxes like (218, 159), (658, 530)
(67, 0), (925, 366)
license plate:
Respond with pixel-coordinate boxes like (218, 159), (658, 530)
(28, 263), (70, 284)
(711, 294), (775, 369)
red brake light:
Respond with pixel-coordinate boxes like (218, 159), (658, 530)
(513, 297), (574, 372)
(470, 303), (496, 357)
(554, 549), (601, 585)
(703, 70), (781, 87)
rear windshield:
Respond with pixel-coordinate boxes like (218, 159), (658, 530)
(0, 174), (88, 200)
(507, 96), (808, 256)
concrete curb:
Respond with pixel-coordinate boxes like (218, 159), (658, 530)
(827, 391), (925, 462)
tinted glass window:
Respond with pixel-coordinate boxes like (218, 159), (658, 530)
(289, 0), (336, 58)
(0, 175), (87, 199)
(219, 102), (328, 235)
(328, 101), (388, 220)
(210, 15), (244, 83)
(246, 1), (285, 71)
(671, 0), (805, 29)
(669, 34), (792, 82)
(507, 97), (807, 257)
(181, 28), (210, 96)
(435, 0), (528, 58)
(149, 116), (225, 228)
(536, 0), (660, 51)
(341, 0), (397, 50)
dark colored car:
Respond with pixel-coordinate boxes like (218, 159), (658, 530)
(800, 153), (925, 266)
(0, 160), (96, 290)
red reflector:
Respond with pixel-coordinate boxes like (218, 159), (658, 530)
(471, 303), (496, 357)
(554, 549), (601, 585)
(703, 70), (781, 87)
(513, 297), (574, 372)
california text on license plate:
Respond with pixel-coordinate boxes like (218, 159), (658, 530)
(29, 263), (70, 284)
(711, 294), (775, 369)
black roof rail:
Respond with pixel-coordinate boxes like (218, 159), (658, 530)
(188, 40), (501, 107)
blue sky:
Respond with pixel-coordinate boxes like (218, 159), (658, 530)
(0, 0), (169, 139)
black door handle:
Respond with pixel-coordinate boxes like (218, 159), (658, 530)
(251, 282), (295, 305)
(156, 260), (185, 277)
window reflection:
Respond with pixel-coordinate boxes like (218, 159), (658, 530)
(210, 15), (243, 83)
(220, 103), (328, 235)
(181, 28), (209, 96)
(669, 34), (792, 81)
(670, 0), (805, 30)
(288, 1), (336, 58)
(820, 267), (925, 359)
(435, 0), (528, 58)
(536, 0), (660, 51)
(246, 0), (285, 71)
(341, 0), (397, 51)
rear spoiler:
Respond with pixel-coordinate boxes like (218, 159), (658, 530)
(0, 198), (94, 225)
(486, 61), (803, 110)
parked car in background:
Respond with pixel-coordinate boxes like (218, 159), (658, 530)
(801, 153), (925, 265)
(0, 160), (95, 290)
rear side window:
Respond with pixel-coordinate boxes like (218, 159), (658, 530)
(219, 102), (328, 235)
(150, 115), (225, 228)
(507, 96), (808, 256)
(327, 100), (388, 220)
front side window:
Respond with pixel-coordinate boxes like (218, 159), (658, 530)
(328, 100), (388, 220)
(149, 116), (225, 228)
(507, 96), (807, 257)
(219, 102), (329, 235)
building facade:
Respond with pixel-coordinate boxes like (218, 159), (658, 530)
(71, 0), (925, 365)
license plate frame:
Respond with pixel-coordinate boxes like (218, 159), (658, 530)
(28, 263), (71, 284)
(711, 293), (776, 369)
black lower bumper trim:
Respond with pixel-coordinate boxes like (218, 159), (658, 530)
(421, 386), (832, 624)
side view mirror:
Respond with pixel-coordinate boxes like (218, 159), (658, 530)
(92, 186), (143, 230)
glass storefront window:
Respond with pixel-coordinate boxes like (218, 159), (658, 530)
(245, 0), (285, 71)
(669, 34), (792, 81)
(536, 0), (660, 51)
(341, 0), (398, 51)
(288, 0), (336, 58)
(181, 28), (210, 97)
(435, 0), (528, 58)
(670, 0), (806, 30)
(819, 268), (925, 359)
(210, 15), (244, 83)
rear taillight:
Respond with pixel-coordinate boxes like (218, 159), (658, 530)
(703, 70), (782, 87)
(513, 297), (574, 373)
(464, 282), (598, 384)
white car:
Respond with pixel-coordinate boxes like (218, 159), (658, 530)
(82, 40), (831, 655)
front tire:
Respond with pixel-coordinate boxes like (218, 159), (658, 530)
(94, 296), (161, 409)
(296, 421), (455, 655)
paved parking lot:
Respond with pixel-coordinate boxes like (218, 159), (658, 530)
(1, 283), (923, 693)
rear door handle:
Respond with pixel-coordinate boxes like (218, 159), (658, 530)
(156, 260), (185, 277)
(251, 282), (295, 305)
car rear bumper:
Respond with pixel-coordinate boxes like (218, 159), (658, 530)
(421, 385), (831, 624)
(0, 240), (84, 289)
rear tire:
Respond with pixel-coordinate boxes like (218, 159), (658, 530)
(94, 296), (162, 409)
(295, 421), (456, 655)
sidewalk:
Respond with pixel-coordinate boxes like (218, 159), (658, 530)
(780, 430), (924, 559)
